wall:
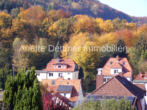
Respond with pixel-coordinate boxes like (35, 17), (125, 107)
(36, 71), (79, 81)
(97, 68), (102, 75)
(74, 84), (83, 107)
(110, 68), (122, 74)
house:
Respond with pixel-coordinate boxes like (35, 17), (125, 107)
(88, 73), (146, 110)
(42, 77), (83, 107)
(97, 56), (133, 87)
(133, 72), (147, 108)
(36, 58), (79, 82)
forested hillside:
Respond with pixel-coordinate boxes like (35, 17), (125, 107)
(0, 0), (147, 89)
(0, 0), (147, 24)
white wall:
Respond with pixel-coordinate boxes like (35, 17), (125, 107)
(97, 68), (102, 75)
(110, 68), (122, 75)
(37, 73), (46, 82)
(36, 71), (79, 81)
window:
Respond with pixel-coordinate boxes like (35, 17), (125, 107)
(114, 70), (118, 74)
(59, 73), (63, 77)
(124, 70), (127, 73)
(110, 62), (113, 65)
(64, 93), (66, 97)
(37, 73), (40, 76)
(49, 73), (53, 77)
(54, 65), (56, 68)
(103, 78), (106, 82)
(63, 65), (65, 69)
(58, 65), (61, 68)
(123, 62), (125, 65)
(75, 73), (76, 77)
(68, 73), (70, 75)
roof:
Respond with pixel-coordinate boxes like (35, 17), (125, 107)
(57, 85), (73, 93)
(43, 59), (78, 72)
(102, 57), (133, 77)
(111, 62), (122, 68)
(90, 75), (144, 100)
(42, 78), (81, 102)
(133, 73), (147, 82)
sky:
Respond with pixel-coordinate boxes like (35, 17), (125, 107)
(99, 0), (147, 17)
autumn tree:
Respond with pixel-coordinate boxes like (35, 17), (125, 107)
(10, 8), (20, 18)
(12, 38), (30, 71)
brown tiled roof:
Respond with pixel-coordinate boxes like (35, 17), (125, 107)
(91, 75), (144, 100)
(43, 59), (78, 72)
(102, 57), (132, 77)
(42, 78), (81, 102)
(134, 73), (147, 80)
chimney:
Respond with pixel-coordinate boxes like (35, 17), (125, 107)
(116, 55), (119, 62)
(145, 72), (147, 78)
(57, 58), (60, 63)
(96, 75), (103, 89)
(119, 72), (124, 77)
(139, 71), (143, 77)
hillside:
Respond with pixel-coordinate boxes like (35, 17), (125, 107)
(0, 0), (147, 24)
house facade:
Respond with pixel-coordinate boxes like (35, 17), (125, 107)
(36, 58), (79, 82)
(42, 78), (83, 107)
(97, 56), (133, 86)
(88, 74), (146, 110)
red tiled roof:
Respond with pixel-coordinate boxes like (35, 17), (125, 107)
(42, 78), (81, 102)
(134, 73), (147, 80)
(91, 75), (144, 100)
(102, 57), (132, 77)
(111, 62), (122, 68)
(43, 59), (78, 72)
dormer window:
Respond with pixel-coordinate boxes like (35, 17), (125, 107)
(110, 62), (113, 65)
(58, 65), (61, 68)
(63, 65), (65, 69)
(123, 62), (125, 65)
(54, 65), (56, 68)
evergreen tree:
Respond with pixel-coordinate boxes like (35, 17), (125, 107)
(54, 41), (60, 59)
(79, 67), (84, 79)
(10, 8), (20, 18)
(3, 67), (43, 110)
(52, 3), (56, 10)
(133, 36), (147, 69)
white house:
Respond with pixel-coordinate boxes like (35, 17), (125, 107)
(42, 78), (83, 107)
(97, 56), (133, 85)
(36, 58), (79, 82)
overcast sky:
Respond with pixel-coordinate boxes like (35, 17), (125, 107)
(99, 0), (147, 17)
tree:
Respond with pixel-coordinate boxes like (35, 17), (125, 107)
(23, 2), (28, 10)
(73, 98), (135, 110)
(12, 38), (30, 71)
(42, 92), (70, 110)
(0, 63), (12, 90)
(54, 41), (60, 59)
(3, 67), (43, 110)
(47, 3), (51, 12)
(79, 67), (84, 79)
(10, 8), (20, 18)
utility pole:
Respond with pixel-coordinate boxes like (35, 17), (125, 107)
(12, 64), (15, 80)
